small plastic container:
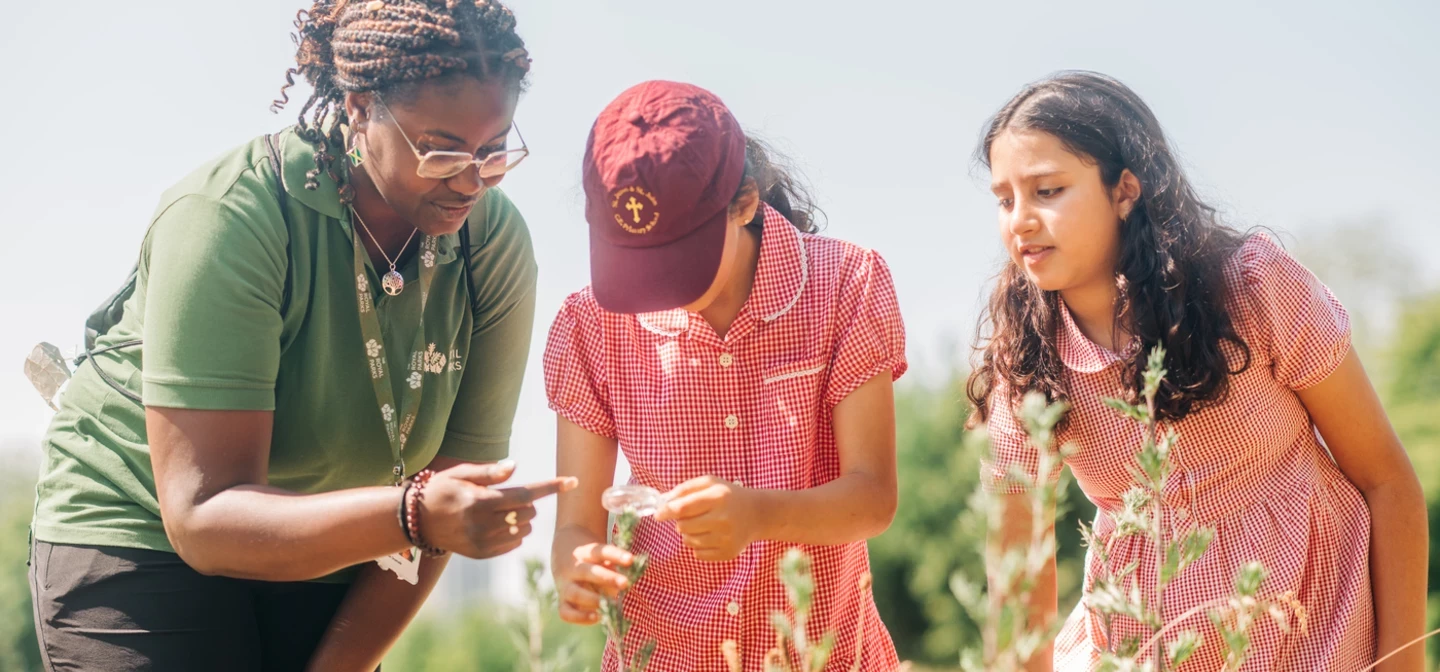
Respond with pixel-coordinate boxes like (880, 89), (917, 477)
(601, 484), (669, 517)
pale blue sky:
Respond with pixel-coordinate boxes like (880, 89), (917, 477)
(2, 0), (1436, 598)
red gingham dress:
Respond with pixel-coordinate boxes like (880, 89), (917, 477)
(986, 234), (1375, 671)
(544, 205), (907, 672)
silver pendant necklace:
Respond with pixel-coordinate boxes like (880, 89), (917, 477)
(351, 208), (418, 296)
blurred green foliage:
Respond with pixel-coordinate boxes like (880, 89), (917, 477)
(383, 596), (606, 671)
(865, 366), (1094, 666)
(0, 470), (41, 672)
(1382, 293), (1440, 663)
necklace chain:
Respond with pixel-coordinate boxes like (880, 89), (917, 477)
(350, 207), (418, 272)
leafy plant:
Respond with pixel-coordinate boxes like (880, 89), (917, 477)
(950, 390), (1075, 672)
(600, 509), (656, 672)
(759, 548), (838, 672)
(953, 346), (1306, 671)
(867, 367), (1097, 665)
(506, 558), (581, 672)
(1087, 347), (1308, 671)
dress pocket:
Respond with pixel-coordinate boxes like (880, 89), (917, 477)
(761, 356), (828, 424)
(752, 357), (829, 490)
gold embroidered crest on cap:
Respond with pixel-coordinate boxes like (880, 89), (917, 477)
(610, 186), (660, 234)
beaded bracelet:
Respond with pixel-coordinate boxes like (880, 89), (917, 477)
(404, 469), (448, 557)
(396, 479), (418, 547)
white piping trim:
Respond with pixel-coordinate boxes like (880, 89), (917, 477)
(761, 231), (808, 323)
(762, 365), (825, 384)
(637, 310), (686, 337)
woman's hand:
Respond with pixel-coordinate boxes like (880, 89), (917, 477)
(556, 542), (634, 625)
(655, 476), (759, 562)
(421, 461), (576, 558)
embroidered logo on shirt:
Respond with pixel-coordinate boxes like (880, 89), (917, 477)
(610, 186), (660, 234)
(422, 343), (448, 374)
(408, 343), (461, 379)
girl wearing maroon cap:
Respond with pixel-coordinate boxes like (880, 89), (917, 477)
(544, 81), (906, 670)
(974, 72), (1424, 670)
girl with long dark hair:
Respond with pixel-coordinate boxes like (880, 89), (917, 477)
(973, 71), (1426, 670)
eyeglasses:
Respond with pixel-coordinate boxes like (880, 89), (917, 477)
(374, 95), (529, 180)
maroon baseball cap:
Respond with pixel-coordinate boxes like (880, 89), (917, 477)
(582, 81), (747, 314)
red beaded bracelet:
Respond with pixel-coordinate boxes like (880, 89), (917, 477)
(404, 469), (448, 557)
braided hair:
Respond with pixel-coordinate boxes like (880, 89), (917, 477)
(272, 0), (531, 204)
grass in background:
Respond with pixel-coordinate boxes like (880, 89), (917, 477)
(0, 468), (42, 672)
(385, 597), (606, 671)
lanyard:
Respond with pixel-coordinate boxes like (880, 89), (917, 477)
(351, 216), (441, 484)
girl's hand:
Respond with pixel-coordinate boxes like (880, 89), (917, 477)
(556, 542), (634, 625)
(421, 462), (576, 559)
(655, 476), (760, 562)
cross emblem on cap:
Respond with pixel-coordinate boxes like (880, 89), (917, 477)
(609, 186), (660, 234)
(625, 197), (645, 223)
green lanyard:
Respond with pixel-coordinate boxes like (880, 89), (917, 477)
(351, 217), (441, 485)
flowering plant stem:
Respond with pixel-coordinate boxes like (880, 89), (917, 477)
(600, 509), (656, 672)
(955, 345), (1306, 672)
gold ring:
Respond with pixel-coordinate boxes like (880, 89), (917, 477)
(509, 525), (520, 536)
(504, 511), (518, 525)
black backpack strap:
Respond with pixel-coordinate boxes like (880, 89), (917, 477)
(83, 338), (143, 403)
(459, 219), (476, 308)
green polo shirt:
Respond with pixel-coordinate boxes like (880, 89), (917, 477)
(31, 127), (538, 559)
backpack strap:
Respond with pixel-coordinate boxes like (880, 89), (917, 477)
(83, 339), (143, 403)
(459, 219), (476, 308)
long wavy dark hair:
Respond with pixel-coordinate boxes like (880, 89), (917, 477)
(968, 71), (1252, 424)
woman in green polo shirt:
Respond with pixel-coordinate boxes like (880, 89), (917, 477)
(27, 1), (567, 670)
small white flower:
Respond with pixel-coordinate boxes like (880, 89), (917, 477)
(408, 372), (423, 389)
(381, 403), (394, 422)
(422, 250), (436, 268)
(357, 274), (369, 292)
(366, 339), (382, 358)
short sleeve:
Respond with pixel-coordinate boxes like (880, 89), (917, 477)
(543, 293), (617, 439)
(823, 250), (908, 407)
(1239, 234), (1352, 391)
(440, 189), (538, 462)
(142, 194), (287, 410)
(977, 377), (1053, 494)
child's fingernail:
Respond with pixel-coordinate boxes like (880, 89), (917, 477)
(561, 476), (579, 490)
(497, 459), (516, 470)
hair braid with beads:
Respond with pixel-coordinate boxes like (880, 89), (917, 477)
(272, 0), (530, 204)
